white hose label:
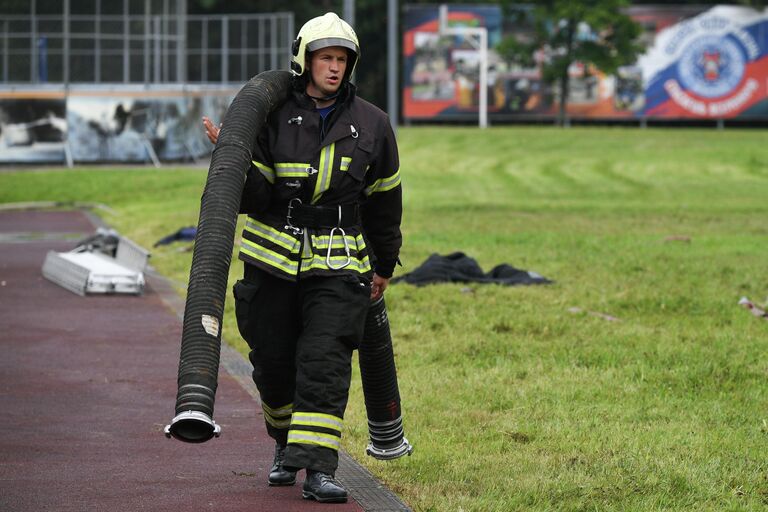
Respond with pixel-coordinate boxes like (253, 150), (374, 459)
(201, 315), (220, 337)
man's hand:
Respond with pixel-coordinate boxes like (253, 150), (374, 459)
(202, 116), (221, 145)
(370, 273), (389, 301)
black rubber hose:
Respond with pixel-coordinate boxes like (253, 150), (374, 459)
(360, 297), (412, 458)
(167, 70), (292, 443)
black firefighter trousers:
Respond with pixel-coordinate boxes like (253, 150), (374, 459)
(233, 264), (371, 474)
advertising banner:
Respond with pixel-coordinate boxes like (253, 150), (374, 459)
(67, 92), (209, 163)
(403, 4), (768, 122)
(0, 93), (67, 163)
(0, 87), (234, 164)
(640, 6), (768, 119)
(403, 5), (504, 121)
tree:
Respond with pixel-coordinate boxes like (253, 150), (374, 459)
(497, 0), (644, 125)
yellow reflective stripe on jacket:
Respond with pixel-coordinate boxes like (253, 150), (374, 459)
(275, 162), (311, 178)
(291, 412), (343, 432)
(298, 232), (371, 274)
(263, 401), (293, 428)
(340, 156), (351, 171)
(240, 243), (299, 275)
(245, 217), (301, 253)
(287, 430), (340, 451)
(263, 402), (293, 418)
(312, 143), (335, 204)
(311, 232), (366, 251)
(365, 168), (401, 196)
(299, 252), (371, 274)
(252, 160), (275, 184)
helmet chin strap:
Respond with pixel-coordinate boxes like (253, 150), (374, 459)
(306, 91), (340, 102)
(306, 78), (344, 103)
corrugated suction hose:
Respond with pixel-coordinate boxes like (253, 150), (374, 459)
(165, 70), (292, 443)
(360, 297), (413, 459)
(165, 71), (413, 460)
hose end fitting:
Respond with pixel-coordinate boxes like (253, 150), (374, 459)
(366, 436), (414, 460)
(164, 410), (221, 443)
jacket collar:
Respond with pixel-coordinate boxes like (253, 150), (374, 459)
(290, 81), (359, 146)
(291, 80), (356, 111)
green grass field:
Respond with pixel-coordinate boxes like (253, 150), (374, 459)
(2, 126), (768, 511)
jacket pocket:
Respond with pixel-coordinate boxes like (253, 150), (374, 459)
(232, 279), (261, 346)
(346, 132), (375, 182)
(337, 273), (372, 350)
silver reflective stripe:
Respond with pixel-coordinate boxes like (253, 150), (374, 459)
(263, 402), (293, 417)
(276, 162), (311, 178)
(264, 414), (292, 428)
(312, 143), (335, 204)
(312, 232), (365, 250)
(291, 412), (343, 432)
(240, 243), (299, 275)
(245, 218), (300, 253)
(287, 430), (340, 450)
(252, 160), (275, 184)
(365, 168), (401, 196)
(340, 156), (351, 171)
(299, 252), (371, 274)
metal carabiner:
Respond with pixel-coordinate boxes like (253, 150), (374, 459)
(326, 205), (351, 270)
(284, 198), (304, 235)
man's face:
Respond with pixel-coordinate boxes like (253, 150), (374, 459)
(306, 46), (349, 98)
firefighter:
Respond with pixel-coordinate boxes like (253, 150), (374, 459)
(216, 12), (402, 503)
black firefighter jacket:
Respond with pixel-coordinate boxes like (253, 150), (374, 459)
(237, 82), (402, 281)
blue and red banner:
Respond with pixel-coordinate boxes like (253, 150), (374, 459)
(402, 4), (768, 121)
(640, 6), (768, 118)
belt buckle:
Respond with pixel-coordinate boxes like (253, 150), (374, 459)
(285, 198), (304, 235)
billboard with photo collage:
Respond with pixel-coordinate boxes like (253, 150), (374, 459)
(0, 93), (67, 163)
(403, 4), (768, 122)
(0, 87), (235, 164)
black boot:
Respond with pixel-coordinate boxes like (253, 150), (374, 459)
(268, 444), (297, 486)
(302, 469), (348, 503)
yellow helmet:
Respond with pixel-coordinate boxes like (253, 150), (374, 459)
(291, 12), (359, 80)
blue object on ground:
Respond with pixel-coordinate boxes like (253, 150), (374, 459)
(154, 226), (197, 247)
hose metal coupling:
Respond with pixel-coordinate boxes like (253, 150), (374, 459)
(164, 410), (221, 443)
(366, 436), (414, 460)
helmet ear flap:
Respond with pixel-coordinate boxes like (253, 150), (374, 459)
(290, 36), (304, 76)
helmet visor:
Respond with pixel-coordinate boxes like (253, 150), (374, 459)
(306, 37), (358, 55)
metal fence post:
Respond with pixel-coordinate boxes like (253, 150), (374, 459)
(95, 0), (101, 83)
(2, 20), (8, 82)
(221, 16), (228, 83)
(63, 0), (70, 86)
(31, 0), (38, 83)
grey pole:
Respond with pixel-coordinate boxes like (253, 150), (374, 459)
(95, 0), (101, 83)
(123, 0), (129, 82)
(63, 0), (70, 86)
(31, 0), (37, 83)
(221, 16), (228, 83)
(343, 0), (355, 27)
(2, 21), (8, 82)
(287, 15), (294, 71)
(342, 0), (355, 82)
(154, 17), (161, 82)
(177, 0), (187, 83)
(144, 0), (150, 84)
(163, 0), (169, 82)
(387, 0), (398, 132)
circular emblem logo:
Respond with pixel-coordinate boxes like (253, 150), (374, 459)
(677, 35), (745, 98)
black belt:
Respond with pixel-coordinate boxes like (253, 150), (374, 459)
(279, 199), (360, 230)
